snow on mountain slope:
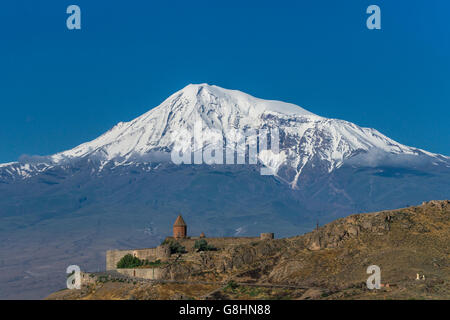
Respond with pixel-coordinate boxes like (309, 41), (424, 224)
(51, 84), (319, 161)
(1, 84), (448, 186)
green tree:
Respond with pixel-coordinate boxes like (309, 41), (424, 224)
(116, 254), (143, 268)
(162, 239), (187, 254)
(194, 239), (216, 252)
(171, 241), (186, 254)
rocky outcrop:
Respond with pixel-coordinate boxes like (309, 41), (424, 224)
(303, 200), (450, 251)
(48, 200), (450, 300)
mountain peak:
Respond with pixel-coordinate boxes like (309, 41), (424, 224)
(174, 83), (318, 117)
(1, 85), (448, 186)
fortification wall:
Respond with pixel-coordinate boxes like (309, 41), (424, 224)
(165, 236), (260, 251)
(106, 248), (158, 270)
(260, 233), (274, 240)
(80, 269), (163, 286)
(116, 268), (162, 280)
(106, 236), (274, 270)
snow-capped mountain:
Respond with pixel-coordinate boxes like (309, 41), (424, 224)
(1, 84), (449, 300)
(1, 84), (448, 187)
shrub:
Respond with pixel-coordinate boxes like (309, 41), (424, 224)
(225, 280), (239, 291)
(146, 259), (162, 267)
(194, 239), (216, 252)
(162, 240), (186, 254)
(116, 254), (143, 269)
(162, 239), (187, 254)
(248, 288), (261, 297)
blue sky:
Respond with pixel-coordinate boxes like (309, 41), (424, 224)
(1, 0), (449, 163)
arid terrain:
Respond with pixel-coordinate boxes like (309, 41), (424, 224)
(47, 200), (450, 300)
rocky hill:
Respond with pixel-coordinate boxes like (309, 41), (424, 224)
(47, 200), (450, 300)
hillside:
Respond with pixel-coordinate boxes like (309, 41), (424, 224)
(47, 200), (450, 300)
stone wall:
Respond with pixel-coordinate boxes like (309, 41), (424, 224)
(106, 248), (157, 270)
(165, 236), (260, 251)
(116, 268), (162, 280)
(106, 245), (171, 270)
(107, 236), (272, 271)
(260, 233), (274, 240)
(80, 269), (163, 285)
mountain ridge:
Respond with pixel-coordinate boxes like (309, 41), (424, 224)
(1, 84), (448, 187)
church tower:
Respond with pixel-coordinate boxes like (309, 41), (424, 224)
(173, 215), (187, 239)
